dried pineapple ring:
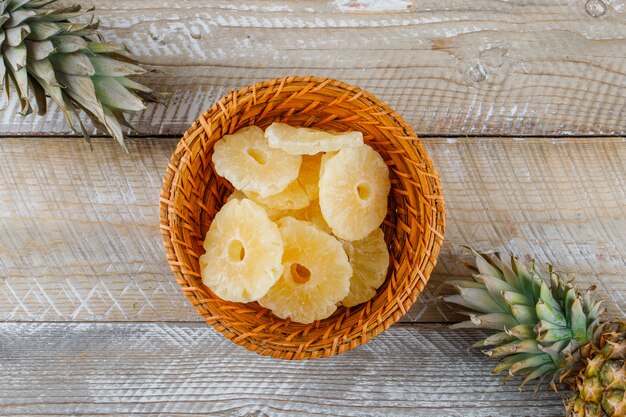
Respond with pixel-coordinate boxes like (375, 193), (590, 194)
(291, 200), (331, 234)
(199, 198), (283, 303)
(229, 188), (289, 219)
(341, 228), (390, 307)
(259, 217), (352, 324)
(319, 144), (391, 241)
(227, 188), (293, 220)
(212, 126), (301, 197)
(265, 123), (363, 155)
(243, 153), (321, 212)
(226, 189), (246, 202)
(244, 180), (309, 211)
(297, 154), (323, 200)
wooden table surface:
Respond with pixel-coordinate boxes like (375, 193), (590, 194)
(1, 1), (625, 416)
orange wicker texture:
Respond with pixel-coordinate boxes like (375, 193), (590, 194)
(160, 76), (446, 359)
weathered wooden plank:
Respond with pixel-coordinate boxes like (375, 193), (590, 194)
(0, 136), (623, 322)
(0, 322), (565, 417)
(0, 138), (200, 322)
(1, 0), (624, 136)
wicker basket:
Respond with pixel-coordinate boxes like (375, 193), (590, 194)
(160, 76), (445, 359)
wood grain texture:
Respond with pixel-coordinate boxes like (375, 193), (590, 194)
(1, 136), (624, 322)
(0, 0), (624, 136)
(0, 322), (565, 417)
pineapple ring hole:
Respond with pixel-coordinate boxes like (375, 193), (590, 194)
(356, 183), (371, 200)
(290, 263), (311, 284)
(247, 147), (267, 165)
(227, 239), (246, 262)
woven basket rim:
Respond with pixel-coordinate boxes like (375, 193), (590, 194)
(160, 75), (446, 359)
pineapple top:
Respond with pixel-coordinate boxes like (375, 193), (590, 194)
(445, 249), (605, 388)
(0, 0), (156, 148)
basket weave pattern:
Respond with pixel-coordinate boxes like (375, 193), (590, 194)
(160, 76), (445, 359)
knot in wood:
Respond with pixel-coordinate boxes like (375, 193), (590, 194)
(467, 63), (487, 83)
(585, 0), (607, 17)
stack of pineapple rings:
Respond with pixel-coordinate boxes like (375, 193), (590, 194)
(200, 123), (391, 324)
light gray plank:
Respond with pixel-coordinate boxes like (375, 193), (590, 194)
(0, 0), (624, 136)
(0, 322), (565, 417)
(1, 136), (624, 322)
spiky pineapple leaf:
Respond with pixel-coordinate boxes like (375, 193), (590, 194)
(88, 54), (145, 76)
(51, 34), (85, 53)
(92, 76), (144, 111)
(444, 249), (606, 391)
(1, 0), (157, 148)
(86, 41), (126, 54)
(24, 39), (53, 59)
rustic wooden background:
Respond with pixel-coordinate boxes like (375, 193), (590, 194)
(1, 0), (624, 416)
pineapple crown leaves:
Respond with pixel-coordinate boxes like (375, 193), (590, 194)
(444, 247), (606, 390)
(0, 0), (158, 149)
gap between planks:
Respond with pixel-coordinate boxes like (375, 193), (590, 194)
(1, 133), (625, 139)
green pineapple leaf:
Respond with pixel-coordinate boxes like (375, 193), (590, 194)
(0, 0), (158, 148)
(444, 248), (606, 391)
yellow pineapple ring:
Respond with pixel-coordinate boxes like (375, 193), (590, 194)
(298, 154), (323, 200)
(291, 200), (331, 234)
(227, 188), (292, 219)
(243, 153), (322, 212)
(259, 200), (329, 232)
(228, 188), (289, 219)
(341, 228), (390, 307)
(212, 126), (301, 197)
(226, 189), (246, 202)
(259, 217), (352, 324)
(244, 180), (309, 211)
(319, 144), (391, 241)
(199, 198), (283, 303)
(265, 123), (363, 155)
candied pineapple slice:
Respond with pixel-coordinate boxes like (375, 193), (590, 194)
(319, 144), (390, 241)
(341, 228), (389, 307)
(212, 126), (301, 197)
(244, 180), (309, 211)
(298, 154), (323, 200)
(244, 153), (322, 212)
(258, 217), (352, 324)
(265, 122), (363, 155)
(199, 198), (283, 302)
(226, 189), (246, 202)
(291, 200), (331, 234)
